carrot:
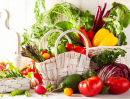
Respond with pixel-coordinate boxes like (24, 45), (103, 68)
(79, 27), (92, 48)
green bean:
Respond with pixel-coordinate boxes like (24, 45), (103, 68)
(9, 90), (25, 96)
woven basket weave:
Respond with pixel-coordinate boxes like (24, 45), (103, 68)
(89, 46), (130, 71)
(36, 29), (90, 88)
(0, 77), (30, 93)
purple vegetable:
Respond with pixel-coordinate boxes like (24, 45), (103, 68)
(97, 63), (130, 83)
(92, 3), (120, 33)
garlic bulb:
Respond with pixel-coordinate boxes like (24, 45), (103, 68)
(30, 75), (40, 88)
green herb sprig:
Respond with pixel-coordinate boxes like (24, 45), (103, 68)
(91, 48), (126, 67)
(81, 70), (97, 80)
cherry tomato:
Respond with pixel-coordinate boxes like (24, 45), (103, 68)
(105, 77), (129, 94)
(78, 76), (103, 97)
(80, 26), (85, 30)
(21, 69), (28, 75)
(74, 46), (80, 50)
(21, 67), (31, 75)
(64, 88), (73, 96)
(43, 53), (51, 60)
(50, 56), (55, 58)
(69, 50), (75, 52)
(74, 46), (86, 55)
(87, 30), (95, 41)
(65, 44), (74, 51)
(41, 50), (47, 55)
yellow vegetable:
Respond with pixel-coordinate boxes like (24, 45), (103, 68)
(92, 28), (118, 47)
(98, 33), (118, 46)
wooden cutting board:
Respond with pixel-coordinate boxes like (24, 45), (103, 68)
(0, 9), (18, 60)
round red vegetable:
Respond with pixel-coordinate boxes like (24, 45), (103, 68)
(105, 77), (129, 94)
(78, 76), (103, 97)
(41, 50), (47, 55)
(87, 30), (94, 41)
(74, 46), (86, 55)
(35, 85), (46, 94)
(65, 43), (74, 51)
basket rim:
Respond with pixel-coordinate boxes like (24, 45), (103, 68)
(35, 51), (90, 64)
(89, 46), (130, 50)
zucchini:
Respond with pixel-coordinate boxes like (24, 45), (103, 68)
(59, 74), (83, 93)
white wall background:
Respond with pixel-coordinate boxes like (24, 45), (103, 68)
(0, 0), (130, 68)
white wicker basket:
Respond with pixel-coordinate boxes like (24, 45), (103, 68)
(0, 77), (30, 93)
(36, 29), (90, 88)
(89, 46), (130, 71)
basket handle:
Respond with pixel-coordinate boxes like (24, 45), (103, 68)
(39, 29), (72, 49)
(55, 29), (89, 57)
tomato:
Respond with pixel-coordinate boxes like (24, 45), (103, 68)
(21, 69), (28, 75)
(35, 85), (46, 94)
(69, 50), (75, 52)
(74, 46), (86, 55)
(43, 53), (51, 60)
(74, 46), (80, 50)
(41, 50), (47, 55)
(78, 76), (103, 97)
(64, 88), (73, 96)
(65, 43), (74, 51)
(21, 67), (31, 75)
(80, 26), (85, 30)
(105, 77), (129, 94)
(87, 30), (95, 41)
(50, 56), (55, 58)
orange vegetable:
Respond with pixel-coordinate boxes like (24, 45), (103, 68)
(64, 88), (73, 96)
(79, 28), (92, 48)
(43, 53), (50, 60)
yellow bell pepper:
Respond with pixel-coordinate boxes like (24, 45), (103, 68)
(92, 28), (118, 47)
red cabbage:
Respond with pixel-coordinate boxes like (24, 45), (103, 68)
(97, 63), (130, 82)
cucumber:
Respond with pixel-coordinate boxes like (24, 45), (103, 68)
(59, 74), (83, 93)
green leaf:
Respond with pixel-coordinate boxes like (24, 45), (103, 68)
(103, 18), (122, 36)
(117, 32), (127, 46)
(112, 2), (130, 28)
(25, 91), (29, 97)
(80, 10), (94, 31)
(28, 72), (33, 78)
(55, 21), (73, 31)
(81, 70), (97, 79)
(100, 86), (110, 93)
(45, 84), (53, 92)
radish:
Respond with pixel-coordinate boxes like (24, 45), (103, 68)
(35, 85), (46, 94)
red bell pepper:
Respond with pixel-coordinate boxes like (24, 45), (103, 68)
(21, 61), (43, 83)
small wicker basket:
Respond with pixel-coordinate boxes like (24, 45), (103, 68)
(89, 46), (130, 71)
(36, 29), (90, 88)
(0, 77), (30, 93)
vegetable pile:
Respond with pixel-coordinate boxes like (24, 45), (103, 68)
(0, 61), (24, 79)
(19, 0), (130, 98)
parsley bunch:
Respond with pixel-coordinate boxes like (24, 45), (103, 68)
(91, 48), (126, 67)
